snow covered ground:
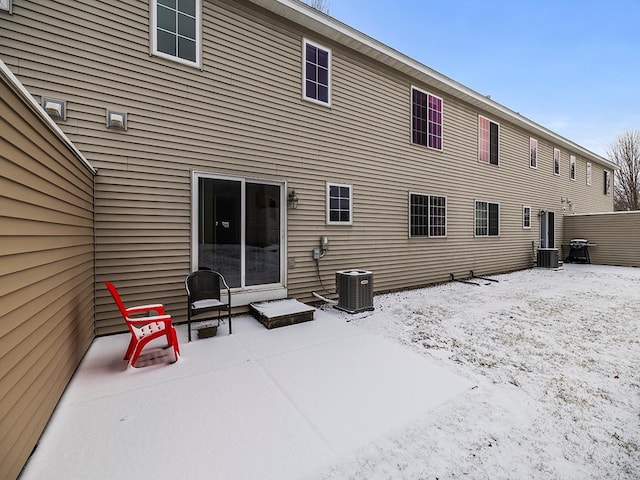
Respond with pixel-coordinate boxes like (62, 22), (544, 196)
(313, 263), (640, 479)
(19, 264), (639, 480)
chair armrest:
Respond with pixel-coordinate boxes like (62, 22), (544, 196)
(126, 304), (165, 316)
(219, 276), (231, 301)
(126, 314), (173, 326)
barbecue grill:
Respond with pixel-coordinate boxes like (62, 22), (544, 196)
(565, 238), (596, 264)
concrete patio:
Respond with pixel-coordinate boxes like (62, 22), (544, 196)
(19, 309), (473, 480)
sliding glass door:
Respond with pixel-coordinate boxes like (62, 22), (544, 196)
(194, 174), (284, 289)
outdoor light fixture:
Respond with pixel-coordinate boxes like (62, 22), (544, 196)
(560, 196), (573, 213)
(287, 188), (298, 209)
(106, 110), (127, 130)
(42, 98), (65, 120)
(0, 0), (12, 13)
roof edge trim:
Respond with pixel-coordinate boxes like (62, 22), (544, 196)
(0, 58), (96, 175)
(249, 0), (616, 170)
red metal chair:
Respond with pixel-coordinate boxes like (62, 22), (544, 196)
(105, 281), (180, 367)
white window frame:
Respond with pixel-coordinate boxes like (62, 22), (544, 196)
(410, 86), (444, 151)
(522, 205), (531, 229)
(604, 170), (611, 195)
(0, 0), (12, 13)
(474, 200), (500, 237)
(553, 148), (560, 176)
(529, 137), (538, 169)
(150, 0), (202, 68)
(586, 162), (592, 186)
(326, 182), (352, 225)
(570, 155), (576, 181)
(190, 171), (288, 305)
(408, 192), (447, 238)
(478, 115), (500, 165)
(302, 38), (332, 107)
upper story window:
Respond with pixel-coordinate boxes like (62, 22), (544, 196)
(326, 182), (352, 225)
(523, 205), (531, 229)
(411, 87), (443, 150)
(604, 170), (611, 195)
(570, 155), (576, 180)
(151, 0), (201, 67)
(409, 193), (447, 238)
(553, 148), (560, 175)
(529, 138), (538, 168)
(475, 201), (499, 237)
(586, 162), (592, 185)
(478, 116), (499, 165)
(303, 39), (331, 106)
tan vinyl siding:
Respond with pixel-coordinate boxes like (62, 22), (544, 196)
(0, 78), (95, 479)
(564, 212), (640, 267)
(0, 0), (613, 335)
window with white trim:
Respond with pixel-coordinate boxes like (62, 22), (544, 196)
(303, 39), (331, 106)
(409, 193), (447, 237)
(586, 162), (592, 185)
(478, 116), (499, 165)
(553, 148), (560, 175)
(523, 205), (531, 229)
(604, 170), (611, 195)
(326, 182), (352, 225)
(151, 0), (201, 67)
(411, 87), (443, 150)
(475, 201), (499, 236)
(570, 155), (576, 180)
(529, 138), (538, 168)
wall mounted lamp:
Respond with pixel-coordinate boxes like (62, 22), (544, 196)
(0, 0), (12, 13)
(42, 98), (66, 120)
(287, 188), (298, 209)
(106, 110), (127, 130)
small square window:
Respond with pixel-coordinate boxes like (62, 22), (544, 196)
(151, 0), (201, 67)
(475, 200), (499, 236)
(326, 182), (352, 225)
(409, 193), (447, 237)
(303, 39), (331, 106)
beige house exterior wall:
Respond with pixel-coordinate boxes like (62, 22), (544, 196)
(0, 0), (614, 336)
(564, 212), (640, 267)
(0, 64), (95, 480)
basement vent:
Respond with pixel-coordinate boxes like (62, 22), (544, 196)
(335, 269), (374, 314)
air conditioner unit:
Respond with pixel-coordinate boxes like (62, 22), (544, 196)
(537, 248), (559, 268)
(335, 270), (374, 314)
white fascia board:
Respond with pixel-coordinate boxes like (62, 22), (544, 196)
(0, 58), (96, 174)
